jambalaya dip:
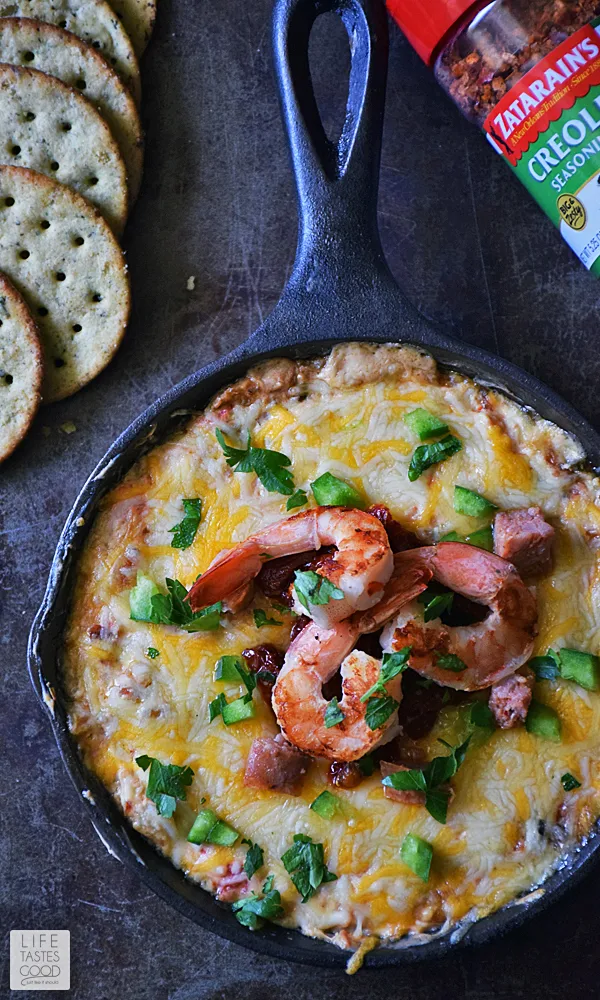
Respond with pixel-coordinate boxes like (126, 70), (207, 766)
(63, 343), (600, 953)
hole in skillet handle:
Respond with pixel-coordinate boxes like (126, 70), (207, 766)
(308, 11), (351, 148)
(273, 0), (388, 253)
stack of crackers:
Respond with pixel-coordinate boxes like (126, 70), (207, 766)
(0, 0), (154, 463)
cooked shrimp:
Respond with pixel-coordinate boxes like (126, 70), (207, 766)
(187, 506), (394, 628)
(381, 542), (538, 691)
(272, 550), (433, 761)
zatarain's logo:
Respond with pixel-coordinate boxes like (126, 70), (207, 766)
(492, 36), (600, 142)
(10, 931), (70, 991)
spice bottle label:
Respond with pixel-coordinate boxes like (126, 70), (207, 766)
(484, 20), (600, 272)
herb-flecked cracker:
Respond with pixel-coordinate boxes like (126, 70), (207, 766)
(0, 0), (141, 104)
(0, 63), (128, 233)
(0, 165), (130, 402)
(0, 271), (42, 461)
(107, 0), (155, 57)
(0, 18), (144, 202)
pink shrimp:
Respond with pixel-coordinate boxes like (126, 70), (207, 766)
(271, 549), (432, 761)
(187, 507), (394, 628)
(381, 542), (538, 691)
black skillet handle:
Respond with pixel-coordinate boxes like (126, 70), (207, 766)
(271, 0), (393, 306)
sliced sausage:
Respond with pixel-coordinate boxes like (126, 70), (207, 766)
(489, 670), (534, 729)
(243, 734), (310, 795)
(493, 506), (554, 577)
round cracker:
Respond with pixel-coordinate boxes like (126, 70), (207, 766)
(0, 0), (141, 105)
(0, 18), (143, 202)
(0, 62), (128, 234)
(0, 165), (130, 402)
(107, 0), (154, 57)
(0, 270), (42, 460)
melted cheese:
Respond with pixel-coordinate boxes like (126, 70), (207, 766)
(63, 343), (600, 953)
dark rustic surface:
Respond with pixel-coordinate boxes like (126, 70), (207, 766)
(2, 0), (600, 996)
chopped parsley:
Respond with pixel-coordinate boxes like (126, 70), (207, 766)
(418, 585), (454, 622)
(381, 736), (472, 824)
(286, 489), (308, 511)
(281, 834), (337, 902)
(360, 649), (410, 729)
(361, 648), (411, 702)
(242, 839), (265, 878)
(561, 772), (581, 792)
(470, 701), (495, 729)
(435, 652), (467, 673)
(135, 755), (194, 818)
(407, 435), (462, 482)
(129, 572), (221, 632)
(231, 875), (283, 930)
(529, 651), (561, 680)
(357, 753), (375, 776)
(253, 609), (282, 628)
(324, 696), (345, 728)
(293, 569), (344, 614)
(216, 428), (295, 495)
(146, 647), (160, 659)
(169, 498), (202, 549)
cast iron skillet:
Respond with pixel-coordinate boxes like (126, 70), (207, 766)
(28, 0), (600, 969)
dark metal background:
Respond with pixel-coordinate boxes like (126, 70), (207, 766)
(3, 0), (600, 995)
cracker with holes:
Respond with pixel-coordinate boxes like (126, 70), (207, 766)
(0, 271), (42, 460)
(0, 18), (144, 202)
(0, 0), (141, 104)
(107, 0), (155, 57)
(0, 165), (130, 402)
(0, 62), (128, 233)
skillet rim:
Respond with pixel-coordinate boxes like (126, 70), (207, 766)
(27, 331), (600, 969)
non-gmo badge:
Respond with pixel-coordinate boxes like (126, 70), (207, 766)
(557, 193), (587, 230)
(10, 931), (70, 991)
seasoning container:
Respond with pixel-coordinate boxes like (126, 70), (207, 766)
(388, 0), (600, 274)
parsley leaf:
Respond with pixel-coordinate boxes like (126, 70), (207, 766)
(381, 736), (471, 824)
(418, 585), (454, 623)
(561, 772), (581, 791)
(136, 755), (194, 818)
(287, 489), (308, 511)
(435, 652), (467, 673)
(253, 609), (282, 628)
(231, 877), (283, 930)
(281, 834), (337, 902)
(529, 651), (561, 681)
(146, 647), (160, 659)
(408, 435), (462, 482)
(324, 696), (345, 728)
(470, 701), (495, 729)
(216, 428), (295, 496)
(293, 569), (344, 613)
(169, 498), (202, 549)
(243, 839), (265, 878)
(365, 694), (399, 730)
(360, 648), (411, 702)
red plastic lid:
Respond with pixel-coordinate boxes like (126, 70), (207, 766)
(387, 0), (480, 64)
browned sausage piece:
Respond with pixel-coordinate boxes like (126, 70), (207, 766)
(243, 734), (310, 795)
(489, 671), (534, 729)
(493, 506), (555, 577)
